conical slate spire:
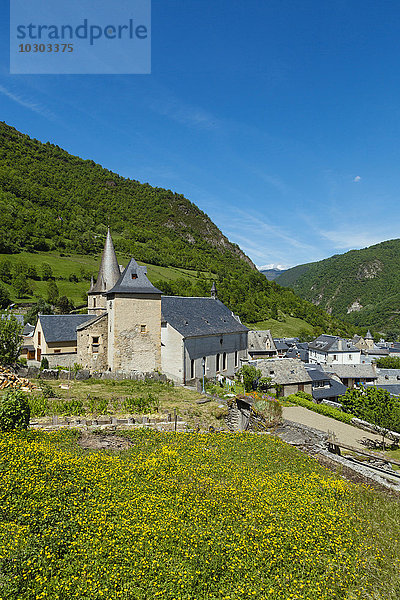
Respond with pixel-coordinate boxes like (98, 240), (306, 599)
(210, 281), (217, 299)
(90, 228), (121, 294)
(365, 329), (373, 340)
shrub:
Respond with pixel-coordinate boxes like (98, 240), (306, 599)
(40, 357), (49, 370)
(0, 390), (30, 432)
(286, 393), (354, 424)
(124, 394), (159, 414)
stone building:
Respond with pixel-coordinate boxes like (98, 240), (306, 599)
(32, 229), (248, 377)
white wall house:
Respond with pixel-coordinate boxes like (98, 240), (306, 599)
(308, 335), (361, 365)
(161, 296), (248, 384)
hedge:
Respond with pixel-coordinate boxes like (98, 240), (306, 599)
(285, 394), (355, 425)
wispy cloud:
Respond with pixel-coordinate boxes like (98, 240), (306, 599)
(353, 175), (362, 182)
(0, 84), (55, 120)
(320, 228), (391, 250)
(150, 94), (218, 130)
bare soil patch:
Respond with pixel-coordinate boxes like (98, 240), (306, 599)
(78, 432), (134, 451)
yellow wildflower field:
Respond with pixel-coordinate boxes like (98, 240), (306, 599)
(0, 430), (398, 599)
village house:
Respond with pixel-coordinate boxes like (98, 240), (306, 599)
(247, 330), (278, 360)
(308, 334), (361, 365)
(31, 229), (248, 380)
(322, 363), (377, 388)
(304, 366), (347, 403)
(255, 358), (312, 397)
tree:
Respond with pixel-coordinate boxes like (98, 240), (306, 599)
(56, 295), (74, 314)
(13, 274), (33, 298)
(341, 386), (400, 448)
(0, 389), (30, 432)
(47, 281), (59, 305)
(42, 263), (53, 280)
(0, 284), (10, 309)
(0, 260), (13, 284)
(236, 364), (262, 392)
(24, 298), (53, 325)
(0, 314), (23, 365)
(376, 356), (400, 369)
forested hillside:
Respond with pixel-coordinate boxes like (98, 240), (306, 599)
(276, 239), (400, 335)
(0, 121), (352, 335)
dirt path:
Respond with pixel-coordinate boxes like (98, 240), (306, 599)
(282, 406), (383, 449)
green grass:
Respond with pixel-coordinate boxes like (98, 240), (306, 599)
(248, 314), (314, 337)
(28, 378), (226, 430)
(0, 251), (212, 304)
(1, 429), (400, 599)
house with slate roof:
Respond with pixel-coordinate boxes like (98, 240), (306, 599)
(161, 296), (248, 383)
(255, 358), (312, 396)
(247, 330), (277, 360)
(305, 366), (347, 403)
(309, 334), (361, 365)
(322, 363), (377, 388)
(31, 229), (248, 378)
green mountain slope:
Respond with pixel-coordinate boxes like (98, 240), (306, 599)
(276, 239), (400, 334)
(0, 121), (353, 336)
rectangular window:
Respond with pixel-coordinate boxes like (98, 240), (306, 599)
(234, 351), (238, 367)
(92, 336), (99, 344)
(93, 297), (96, 308)
(38, 331), (41, 345)
(333, 355), (337, 361)
(140, 325), (147, 333)
(92, 345), (99, 353)
(54, 349), (61, 354)
(349, 354), (352, 360)
(216, 353), (220, 372)
(190, 359), (195, 379)
(223, 352), (227, 370)
(131, 274), (138, 280)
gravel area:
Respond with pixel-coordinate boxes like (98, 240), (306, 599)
(282, 406), (382, 449)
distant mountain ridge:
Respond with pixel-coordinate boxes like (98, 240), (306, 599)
(260, 268), (287, 281)
(276, 239), (400, 334)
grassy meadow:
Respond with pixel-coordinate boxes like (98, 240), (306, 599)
(1, 429), (399, 600)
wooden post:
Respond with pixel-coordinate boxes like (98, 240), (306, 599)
(174, 408), (177, 432)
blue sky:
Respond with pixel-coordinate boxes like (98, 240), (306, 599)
(2, 0), (400, 268)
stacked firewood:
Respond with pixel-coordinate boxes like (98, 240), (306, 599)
(0, 367), (35, 392)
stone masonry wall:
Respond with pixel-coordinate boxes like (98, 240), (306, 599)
(77, 314), (109, 372)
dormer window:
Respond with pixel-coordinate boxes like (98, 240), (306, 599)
(131, 273), (138, 280)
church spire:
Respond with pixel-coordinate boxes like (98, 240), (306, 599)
(90, 228), (121, 294)
(211, 281), (217, 299)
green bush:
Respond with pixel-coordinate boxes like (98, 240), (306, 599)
(0, 390), (30, 432)
(40, 357), (49, 370)
(285, 393), (354, 424)
(124, 394), (159, 414)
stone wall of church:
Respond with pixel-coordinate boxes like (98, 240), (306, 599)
(77, 314), (109, 372)
(87, 293), (108, 317)
(108, 294), (161, 373)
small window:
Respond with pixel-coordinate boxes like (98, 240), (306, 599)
(92, 345), (99, 354)
(38, 332), (41, 345)
(54, 349), (61, 354)
(131, 273), (138, 280)
(190, 359), (195, 379)
(216, 353), (220, 372)
(349, 354), (352, 361)
(93, 297), (96, 308)
(140, 325), (147, 333)
(234, 351), (238, 367)
(223, 352), (227, 370)
(92, 336), (99, 344)
(333, 355), (337, 361)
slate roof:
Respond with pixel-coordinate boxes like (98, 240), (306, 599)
(248, 330), (276, 353)
(23, 323), (35, 336)
(90, 228), (121, 294)
(274, 341), (289, 351)
(161, 297), (248, 338)
(312, 379), (347, 400)
(324, 364), (377, 380)
(309, 335), (359, 353)
(286, 347), (308, 362)
(107, 258), (162, 296)
(257, 358), (312, 385)
(39, 314), (96, 343)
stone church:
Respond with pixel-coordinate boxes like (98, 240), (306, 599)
(32, 230), (248, 383)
